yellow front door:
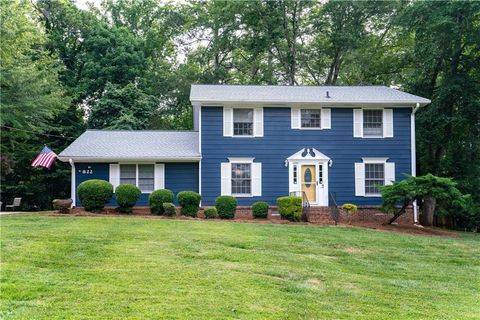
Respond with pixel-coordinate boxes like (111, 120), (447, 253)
(301, 165), (316, 203)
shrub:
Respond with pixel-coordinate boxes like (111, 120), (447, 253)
(115, 184), (141, 213)
(149, 189), (174, 215)
(162, 202), (176, 216)
(342, 203), (357, 215)
(177, 191), (201, 217)
(215, 196), (237, 219)
(252, 201), (269, 218)
(77, 179), (113, 212)
(277, 196), (302, 221)
(204, 207), (218, 219)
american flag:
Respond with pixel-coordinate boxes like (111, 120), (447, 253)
(31, 146), (57, 169)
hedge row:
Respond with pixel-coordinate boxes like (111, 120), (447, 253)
(77, 180), (302, 220)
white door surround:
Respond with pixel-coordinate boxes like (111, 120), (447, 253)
(287, 148), (330, 206)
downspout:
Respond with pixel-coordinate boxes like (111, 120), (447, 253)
(69, 159), (76, 207)
(411, 103), (420, 224)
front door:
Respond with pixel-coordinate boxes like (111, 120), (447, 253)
(301, 165), (317, 203)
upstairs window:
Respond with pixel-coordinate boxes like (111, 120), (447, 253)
(233, 109), (253, 136)
(363, 109), (383, 137)
(364, 163), (384, 195)
(301, 109), (322, 128)
(231, 163), (251, 195)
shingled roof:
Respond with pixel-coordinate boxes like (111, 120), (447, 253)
(58, 130), (200, 161)
(190, 84), (431, 106)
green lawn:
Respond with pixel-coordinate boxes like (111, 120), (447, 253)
(1, 214), (479, 319)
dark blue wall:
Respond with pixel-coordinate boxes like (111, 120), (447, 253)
(75, 162), (199, 207)
(201, 106), (412, 206)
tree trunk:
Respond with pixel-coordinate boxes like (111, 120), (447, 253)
(423, 196), (436, 226)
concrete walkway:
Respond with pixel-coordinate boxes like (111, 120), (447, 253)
(0, 211), (41, 215)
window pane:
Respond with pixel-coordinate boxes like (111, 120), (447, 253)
(301, 109), (321, 128)
(363, 110), (383, 136)
(120, 164), (136, 185)
(365, 163), (384, 194)
(231, 163), (251, 194)
(138, 164), (154, 192)
(233, 109), (253, 136)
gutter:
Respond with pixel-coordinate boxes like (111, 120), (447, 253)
(69, 159), (76, 207)
(411, 103), (420, 225)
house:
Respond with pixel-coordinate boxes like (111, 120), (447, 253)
(59, 85), (430, 210)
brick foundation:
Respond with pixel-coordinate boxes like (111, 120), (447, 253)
(70, 205), (413, 225)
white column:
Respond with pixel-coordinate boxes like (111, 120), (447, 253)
(69, 159), (76, 207)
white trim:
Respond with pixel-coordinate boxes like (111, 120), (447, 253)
(383, 108), (394, 137)
(353, 109), (363, 138)
(69, 159), (76, 207)
(154, 164), (165, 190)
(192, 100), (430, 106)
(253, 107), (264, 137)
(58, 157), (201, 163)
(117, 163), (157, 193)
(223, 107), (233, 137)
(198, 105), (202, 203)
(412, 103), (420, 223)
(227, 157), (255, 163)
(361, 157), (389, 164)
(109, 164), (120, 189)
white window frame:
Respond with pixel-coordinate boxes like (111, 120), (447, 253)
(228, 157), (254, 197)
(291, 106), (331, 130)
(224, 106), (263, 138)
(355, 158), (395, 197)
(353, 107), (394, 138)
(117, 162), (157, 193)
(362, 108), (384, 138)
(221, 157), (261, 197)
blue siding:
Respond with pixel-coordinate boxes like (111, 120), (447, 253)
(201, 107), (411, 206)
(75, 162), (199, 207)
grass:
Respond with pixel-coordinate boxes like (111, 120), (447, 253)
(1, 214), (479, 319)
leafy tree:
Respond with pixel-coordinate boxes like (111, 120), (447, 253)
(88, 82), (159, 130)
(380, 174), (468, 226)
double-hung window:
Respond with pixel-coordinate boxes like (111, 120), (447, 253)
(233, 109), (254, 136)
(231, 163), (252, 195)
(301, 109), (322, 128)
(363, 109), (383, 137)
(119, 164), (155, 192)
(364, 163), (385, 195)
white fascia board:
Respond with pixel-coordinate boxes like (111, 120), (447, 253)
(192, 100), (430, 107)
(361, 157), (389, 163)
(58, 156), (202, 163)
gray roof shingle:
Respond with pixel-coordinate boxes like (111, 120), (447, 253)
(58, 130), (200, 161)
(190, 84), (431, 105)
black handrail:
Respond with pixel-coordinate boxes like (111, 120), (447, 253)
(329, 191), (340, 225)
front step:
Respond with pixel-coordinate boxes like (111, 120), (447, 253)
(305, 206), (336, 224)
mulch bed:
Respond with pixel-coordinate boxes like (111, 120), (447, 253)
(49, 210), (461, 238)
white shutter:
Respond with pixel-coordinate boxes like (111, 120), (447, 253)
(254, 107), (264, 137)
(354, 163), (365, 196)
(220, 162), (231, 195)
(252, 162), (262, 196)
(154, 164), (165, 190)
(383, 109), (393, 138)
(321, 108), (331, 129)
(385, 162), (395, 185)
(291, 107), (301, 129)
(109, 164), (120, 190)
(223, 107), (233, 137)
(353, 109), (363, 137)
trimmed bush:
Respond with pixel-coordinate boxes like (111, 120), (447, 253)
(277, 196), (303, 221)
(204, 207), (218, 219)
(215, 196), (237, 219)
(342, 203), (358, 215)
(149, 189), (174, 215)
(162, 202), (176, 216)
(252, 201), (269, 219)
(115, 184), (141, 213)
(177, 191), (201, 217)
(77, 179), (113, 212)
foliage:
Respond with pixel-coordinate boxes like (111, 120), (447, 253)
(342, 203), (358, 215)
(203, 207), (218, 219)
(88, 82), (159, 130)
(77, 179), (113, 212)
(162, 202), (177, 217)
(148, 189), (174, 215)
(277, 196), (303, 222)
(115, 184), (141, 213)
(380, 174), (468, 226)
(215, 196), (237, 219)
(252, 201), (269, 219)
(177, 191), (201, 217)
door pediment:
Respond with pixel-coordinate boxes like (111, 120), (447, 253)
(287, 148), (330, 161)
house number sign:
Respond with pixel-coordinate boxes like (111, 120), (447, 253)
(78, 166), (94, 175)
